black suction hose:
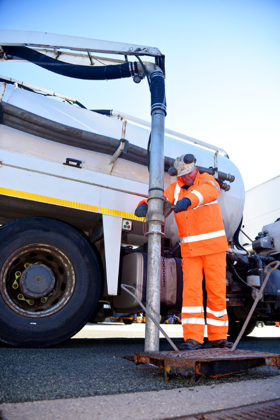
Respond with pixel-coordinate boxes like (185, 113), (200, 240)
(147, 71), (166, 172)
(4, 46), (136, 80)
(149, 72), (166, 115)
(147, 133), (151, 172)
(233, 217), (247, 252)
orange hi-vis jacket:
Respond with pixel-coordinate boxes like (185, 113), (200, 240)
(164, 171), (228, 257)
(138, 171), (228, 257)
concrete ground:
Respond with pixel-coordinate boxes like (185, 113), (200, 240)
(74, 320), (278, 340)
(1, 376), (280, 420)
(1, 324), (280, 420)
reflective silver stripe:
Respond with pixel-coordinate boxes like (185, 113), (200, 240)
(181, 318), (205, 325)
(201, 179), (219, 192)
(180, 230), (226, 244)
(206, 318), (228, 327)
(202, 199), (218, 206)
(192, 190), (203, 206)
(206, 307), (227, 317)
(174, 183), (180, 205)
(182, 306), (204, 313)
(192, 199), (218, 210)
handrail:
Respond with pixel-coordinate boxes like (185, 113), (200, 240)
(111, 110), (228, 157)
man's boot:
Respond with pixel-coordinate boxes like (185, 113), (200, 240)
(212, 339), (233, 348)
(179, 339), (202, 350)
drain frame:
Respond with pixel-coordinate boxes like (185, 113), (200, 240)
(134, 348), (280, 382)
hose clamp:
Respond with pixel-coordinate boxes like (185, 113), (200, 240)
(151, 103), (167, 114)
(146, 213), (165, 225)
(144, 230), (165, 237)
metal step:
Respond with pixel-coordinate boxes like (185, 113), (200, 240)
(134, 348), (280, 382)
(163, 399), (280, 420)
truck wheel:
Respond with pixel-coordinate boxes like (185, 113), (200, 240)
(0, 217), (101, 347)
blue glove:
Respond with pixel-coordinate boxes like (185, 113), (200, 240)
(135, 203), (148, 217)
(174, 198), (191, 213)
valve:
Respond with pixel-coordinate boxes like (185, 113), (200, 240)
(133, 74), (144, 84)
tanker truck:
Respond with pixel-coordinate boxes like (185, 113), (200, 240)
(0, 30), (279, 348)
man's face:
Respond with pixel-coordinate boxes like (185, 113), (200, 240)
(181, 168), (197, 186)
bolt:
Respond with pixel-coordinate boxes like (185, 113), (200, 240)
(27, 299), (34, 306)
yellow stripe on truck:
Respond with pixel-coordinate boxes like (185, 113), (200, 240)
(99, 207), (142, 220)
(0, 187), (144, 220)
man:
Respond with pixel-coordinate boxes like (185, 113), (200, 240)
(135, 153), (232, 350)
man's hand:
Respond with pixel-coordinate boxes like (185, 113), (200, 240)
(174, 198), (191, 213)
(135, 203), (148, 217)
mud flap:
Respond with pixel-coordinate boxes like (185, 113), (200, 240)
(103, 214), (122, 295)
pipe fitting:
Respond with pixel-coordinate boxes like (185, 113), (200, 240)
(146, 213), (165, 225)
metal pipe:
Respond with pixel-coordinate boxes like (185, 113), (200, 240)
(143, 70), (166, 352)
(0, 74), (77, 102)
(121, 284), (179, 351)
(227, 248), (248, 255)
(231, 260), (280, 352)
(144, 107), (165, 352)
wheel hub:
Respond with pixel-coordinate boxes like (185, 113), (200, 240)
(19, 264), (55, 298)
(0, 243), (75, 318)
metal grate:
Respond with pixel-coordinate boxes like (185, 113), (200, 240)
(134, 348), (280, 382)
(167, 399), (280, 419)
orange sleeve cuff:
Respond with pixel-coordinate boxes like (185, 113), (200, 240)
(137, 199), (148, 208)
(188, 193), (199, 208)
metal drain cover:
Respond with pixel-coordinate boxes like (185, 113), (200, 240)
(134, 348), (280, 382)
(168, 399), (280, 420)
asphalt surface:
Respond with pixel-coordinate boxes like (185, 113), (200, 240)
(1, 324), (280, 405)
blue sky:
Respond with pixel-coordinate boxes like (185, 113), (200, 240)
(0, 0), (279, 190)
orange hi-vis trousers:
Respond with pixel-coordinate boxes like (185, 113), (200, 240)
(181, 251), (228, 344)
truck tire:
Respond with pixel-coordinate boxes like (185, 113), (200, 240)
(0, 217), (101, 347)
